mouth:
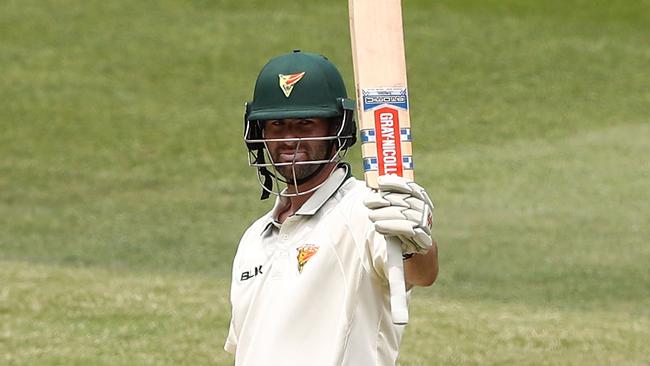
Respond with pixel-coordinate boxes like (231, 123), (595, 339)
(278, 151), (308, 162)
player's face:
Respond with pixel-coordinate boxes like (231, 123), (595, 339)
(263, 118), (334, 182)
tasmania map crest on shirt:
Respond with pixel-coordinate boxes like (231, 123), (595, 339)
(296, 244), (319, 273)
(278, 72), (306, 97)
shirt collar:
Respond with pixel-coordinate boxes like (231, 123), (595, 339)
(259, 163), (351, 235)
(296, 163), (350, 215)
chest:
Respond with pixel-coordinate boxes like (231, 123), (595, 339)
(233, 213), (368, 308)
(228, 207), (396, 362)
(242, 216), (347, 281)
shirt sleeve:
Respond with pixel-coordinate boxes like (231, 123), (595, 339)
(224, 318), (237, 354)
(367, 227), (389, 281)
(224, 236), (244, 355)
(348, 186), (390, 280)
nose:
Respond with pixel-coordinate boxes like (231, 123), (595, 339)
(279, 123), (303, 139)
(279, 136), (302, 151)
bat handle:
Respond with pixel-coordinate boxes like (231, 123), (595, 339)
(386, 236), (409, 325)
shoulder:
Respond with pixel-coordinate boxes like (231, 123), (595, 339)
(237, 213), (272, 248)
(329, 177), (373, 223)
(231, 213), (271, 272)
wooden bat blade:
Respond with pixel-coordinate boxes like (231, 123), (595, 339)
(349, 0), (414, 189)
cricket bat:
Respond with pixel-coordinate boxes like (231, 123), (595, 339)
(348, 0), (414, 324)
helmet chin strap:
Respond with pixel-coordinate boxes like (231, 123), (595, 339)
(259, 167), (274, 200)
(254, 147), (275, 200)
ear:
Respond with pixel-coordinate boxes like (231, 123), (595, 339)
(329, 117), (343, 133)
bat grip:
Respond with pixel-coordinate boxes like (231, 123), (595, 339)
(386, 236), (409, 325)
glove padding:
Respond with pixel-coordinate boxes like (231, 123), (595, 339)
(364, 175), (434, 255)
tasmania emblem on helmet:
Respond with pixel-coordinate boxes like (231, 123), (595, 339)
(278, 72), (306, 97)
(296, 244), (319, 273)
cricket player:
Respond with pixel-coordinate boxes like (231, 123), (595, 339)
(225, 50), (438, 366)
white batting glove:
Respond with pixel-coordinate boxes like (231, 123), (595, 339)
(364, 175), (434, 255)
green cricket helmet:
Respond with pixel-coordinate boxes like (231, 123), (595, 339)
(243, 50), (357, 199)
(244, 50), (357, 150)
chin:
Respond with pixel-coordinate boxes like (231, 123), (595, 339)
(278, 166), (319, 182)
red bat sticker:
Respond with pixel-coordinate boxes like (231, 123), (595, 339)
(374, 106), (403, 176)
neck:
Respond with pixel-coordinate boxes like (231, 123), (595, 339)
(277, 162), (338, 223)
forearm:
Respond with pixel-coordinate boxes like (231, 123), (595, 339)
(404, 239), (438, 287)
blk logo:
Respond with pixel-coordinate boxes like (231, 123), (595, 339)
(241, 265), (263, 281)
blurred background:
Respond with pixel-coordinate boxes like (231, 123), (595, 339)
(1, 0), (648, 364)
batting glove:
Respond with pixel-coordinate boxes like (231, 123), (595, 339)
(364, 175), (434, 255)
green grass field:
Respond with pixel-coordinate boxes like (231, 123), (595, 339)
(1, 0), (649, 364)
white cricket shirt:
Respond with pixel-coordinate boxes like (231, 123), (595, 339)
(225, 165), (407, 366)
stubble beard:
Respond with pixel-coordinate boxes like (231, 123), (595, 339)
(273, 142), (332, 184)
